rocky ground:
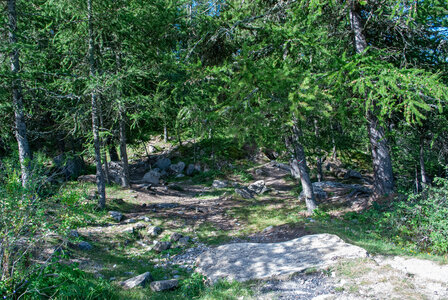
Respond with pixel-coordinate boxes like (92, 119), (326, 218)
(66, 149), (448, 299)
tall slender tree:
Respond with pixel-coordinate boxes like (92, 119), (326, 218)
(87, 0), (106, 209)
(7, 0), (31, 188)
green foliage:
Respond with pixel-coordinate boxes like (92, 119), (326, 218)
(346, 178), (448, 254)
(22, 261), (117, 299)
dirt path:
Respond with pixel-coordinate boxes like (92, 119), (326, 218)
(73, 160), (448, 299)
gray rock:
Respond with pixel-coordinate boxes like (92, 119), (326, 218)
(69, 229), (79, 238)
(142, 170), (161, 185)
(212, 180), (228, 188)
(178, 236), (190, 246)
(109, 211), (123, 222)
(121, 272), (153, 289)
(148, 226), (162, 237)
(156, 158), (171, 170)
(153, 241), (171, 252)
(138, 216), (151, 222)
(125, 218), (137, 224)
(344, 169), (363, 180)
(150, 279), (179, 292)
(186, 164), (196, 176)
(196, 234), (368, 283)
(300, 186), (327, 201)
(235, 187), (254, 199)
(248, 180), (268, 194)
(54, 154), (85, 180)
(175, 174), (185, 178)
(254, 169), (264, 176)
(78, 241), (92, 251)
(170, 161), (186, 174)
(170, 232), (183, 242)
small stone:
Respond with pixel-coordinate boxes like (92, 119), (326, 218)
(148, 226), (162, 237)
(121, 272), (152, 289)
(212, 180), (228, 188)
(178, 236), (190, 246)
(109, 277), (116, 281)
(153, 241), (171, 252)
(69, 229), (79, 238)
(235, 188), (254, 199)
(150, 279), (179, 292)
(125, 218), (137, 224)
(138, 216), (151, 222)
(247, 180), (267, 194)
(109, 211), (123, 222)
(170, 232), (183, 242)
(255, 169), (264, 176)
(78, 241), (92, 251)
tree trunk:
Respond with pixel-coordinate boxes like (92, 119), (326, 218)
(88, 0), (106, 209)
(289, 158), (301, 180)
(350, 2), (394, 195)
(290, 122), (317, 214)
(8, 0), (31, 188)
(314, 119), (323, 182)
(119, 104), (130, 188)
(163, 123), (168, 143)
(419, 135), (428, 188)
(98, 101), (110, 185)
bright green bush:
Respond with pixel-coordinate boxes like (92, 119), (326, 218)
(346, 177), (448, 254)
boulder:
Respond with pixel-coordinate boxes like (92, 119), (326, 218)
(186, 164), (196, 176)
(148, 226), (162, 237)
(344, 170), (363, 180)
(196, 234), (368, 282)
(170, 161), (186, 174)
(107, 161), (124, 184)
(150, 279), (179, 292)
(247, 180), (268, 194)
(109, 211), (123, 222)
(153, 241), (171, 252)
(170, 232), (183, 242)
(156, 157), (171, 170)
(235, 188), (254, 199)
(78, 241), (92, 251)
(54, 154), (85, 180)
(121, 272), (153, 289)
(212, 180), (228, 188)
(142, 170), (161, 185)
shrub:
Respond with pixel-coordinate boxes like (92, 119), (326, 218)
(347, 177), (448, 254)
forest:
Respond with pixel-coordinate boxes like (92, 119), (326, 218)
(1, 0), (448, 299)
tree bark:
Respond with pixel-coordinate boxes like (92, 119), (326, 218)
(350, 2), (394, 195)
(8, 0), (31, 188)
(314, 119), (323, 182)
(163, 123), (168, 143)
(289, 122), (317, 214)
(88, 0), (106, 209)
(115, 51), (130, 188)
(119, 104), (130, 188)
(419, 135), (428, 188)
(98, 101), (110, 185)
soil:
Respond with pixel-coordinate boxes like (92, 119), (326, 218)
(72, 155), (448, 299)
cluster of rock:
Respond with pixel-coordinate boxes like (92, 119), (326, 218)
(120, 271), (179, 292)
(235, 180), (269, 199)
(299, 181), (372, 201)
(142, 157), (202, 185)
